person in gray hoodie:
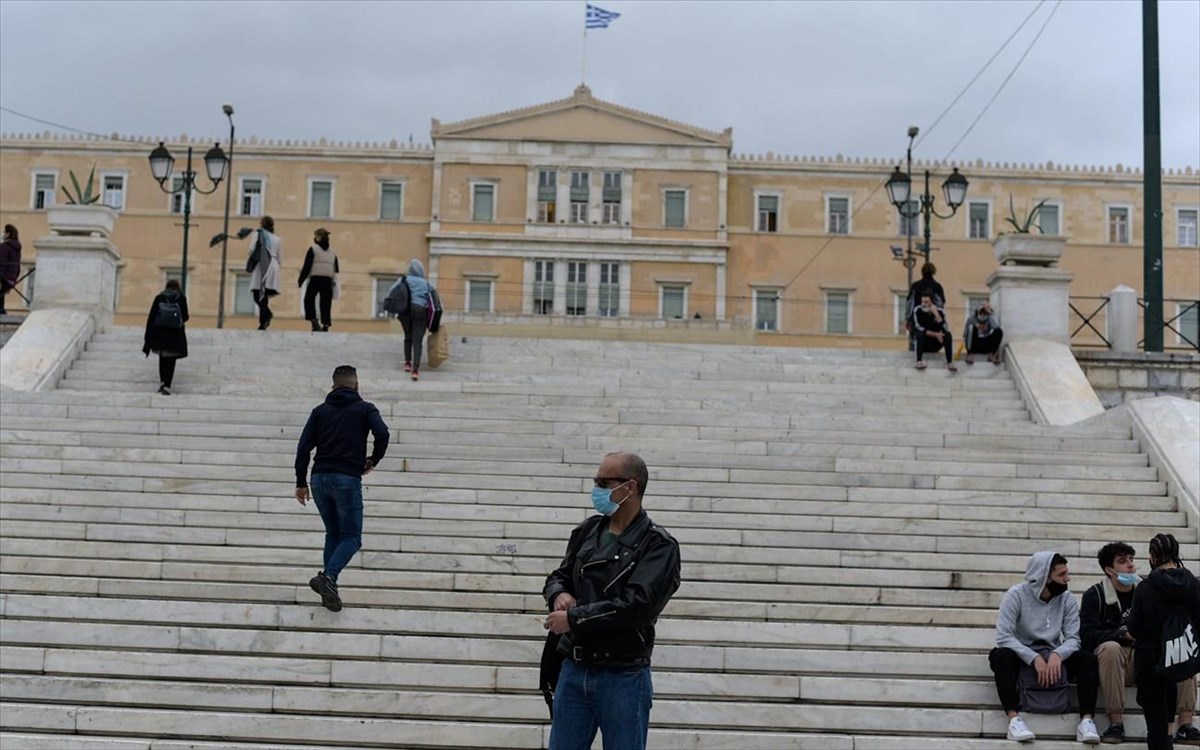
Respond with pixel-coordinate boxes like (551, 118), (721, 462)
(392, 259), (431, 381)
(989, 550), (1101, 744)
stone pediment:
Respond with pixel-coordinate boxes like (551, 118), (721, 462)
(432, 85), (732, 148)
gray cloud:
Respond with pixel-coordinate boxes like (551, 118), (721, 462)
(2, 0), (1197, 168)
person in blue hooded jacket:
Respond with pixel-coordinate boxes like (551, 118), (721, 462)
(989, 550), (1101, 744)
(391, 259), (431, 381)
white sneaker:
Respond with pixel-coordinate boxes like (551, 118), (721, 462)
(1008, 716), (1036, 742)
(1076, 717), (1101, 744)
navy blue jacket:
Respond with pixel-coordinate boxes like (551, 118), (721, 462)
(295, 388), (389, 488)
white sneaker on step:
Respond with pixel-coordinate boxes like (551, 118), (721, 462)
(1008, 716), (1036, 742)
(1077, 717), (1101, 744)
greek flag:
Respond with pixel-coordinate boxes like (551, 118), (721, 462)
(586, 4), (620, 29)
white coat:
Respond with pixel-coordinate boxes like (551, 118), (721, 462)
(249, 231), (282, 295)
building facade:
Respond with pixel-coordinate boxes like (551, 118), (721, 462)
(2, 85), (1198, 348)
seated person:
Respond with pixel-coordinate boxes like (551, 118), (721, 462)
(911, 292), (957, 372)
(1081, 541), (1199, 744)
(990, 551), (1100, 744)
(964, 303), (1004, 365)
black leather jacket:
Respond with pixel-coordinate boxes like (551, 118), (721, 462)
(543, 510), (681, 667)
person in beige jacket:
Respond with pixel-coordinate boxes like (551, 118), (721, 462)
(298, 227), (339, 332)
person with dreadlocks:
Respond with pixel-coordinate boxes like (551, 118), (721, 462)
(1127, 534), (1200, 749)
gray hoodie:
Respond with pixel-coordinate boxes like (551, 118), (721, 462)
(995, 550), (1081, 665)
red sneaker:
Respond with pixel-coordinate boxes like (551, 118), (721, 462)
(411, 370), (419, 381)
(403, 361), (412, 372)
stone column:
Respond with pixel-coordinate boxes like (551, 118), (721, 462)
(1107, 284), (1139, 353)
(33, 205), (121, 328)
(986, 234), (1072, 342)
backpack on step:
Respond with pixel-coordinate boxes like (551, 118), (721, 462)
(155, 298), (184, 329)
(382, 276), (410, 317)
(1157, 607), (1200, 681)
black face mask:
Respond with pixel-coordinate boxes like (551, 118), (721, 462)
(1046, 580), (1069, 597)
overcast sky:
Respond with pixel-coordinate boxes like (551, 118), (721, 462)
(2, 0), (1198, 170)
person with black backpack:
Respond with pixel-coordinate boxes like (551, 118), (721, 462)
(142, 279), (189, 395)
(388, 259), (438, 381)
(1128, 534), (1200, 749)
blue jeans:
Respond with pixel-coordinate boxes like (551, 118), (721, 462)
(549, 658), (653, 750)
(309, 472), (363, 583)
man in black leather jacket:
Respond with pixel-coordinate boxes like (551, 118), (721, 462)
(542, 451), (681, 750)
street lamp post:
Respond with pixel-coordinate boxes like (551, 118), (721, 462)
(885, 134), (970, 274)
(148, 141), (228, 296)
(217, 104), (235, 329)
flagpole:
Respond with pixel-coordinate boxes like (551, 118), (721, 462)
(581, 15), (588, 83)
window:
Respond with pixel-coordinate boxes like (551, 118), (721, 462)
(598, 262), (620, 317)
(32, 173), (55, 209)
(374, 276), (400, 318)
(467, 279), (492, 313)
(664, 190), (687, 228)
(899, 199), (920, 238)
(309, 180), (333, 218)
(380, 182), (404, 221)
(538, 169), (557, 223)
(472, 183), (495, 222)
(757, 195), (779, 233)
(570, 171), (590, 200)
(240, 178), (263, 216)
(569, 201), (588, 224)
(102, 174), (125, 210)
(968, 202), (990, 239)
(827, 196), (850, 235)
(661, 285), (686, 319)
(169, 177), (191, 215)
(754, 289), (780, 331)
(1036, 203), (1060, 235)
(566, 262), (587, 316)
(825, 291), (850, 334)
(1178, 209), (1198, 247)
(893, 293), (907, 335)
(1177, 302), (1199, 347)
(601, 172), (621, 224)
(1108, 206), (1130, 244)
(233, 274), (255, 315)
(534, 260), (554, 315)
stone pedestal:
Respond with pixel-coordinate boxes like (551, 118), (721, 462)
(986, 265), (1075, 343)
(31, 235), (120, 328)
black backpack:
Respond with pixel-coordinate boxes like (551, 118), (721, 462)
(382, 276), (409, 317)
(155, 298), (184, 329)
(428, 287), (443, 333)
(1157, 607), (1200, 681)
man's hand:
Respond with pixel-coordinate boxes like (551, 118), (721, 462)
(363, 460), (375, 476)
(553, 592), (577, 612)
(1033, 653), (1063, 687)
(930, 331), (944, 342)
(544, 610), (572, 634)
(295, 487), (309, 506)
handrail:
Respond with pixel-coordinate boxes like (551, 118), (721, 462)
(1139, 298), (1199, 351)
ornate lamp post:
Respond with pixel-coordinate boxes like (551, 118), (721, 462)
(148, 141), (228, 295)
(217, 104), (235, 328)
(885, 128), (970, 280)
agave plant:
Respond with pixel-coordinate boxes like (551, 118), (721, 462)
(1004, 195), (1050, 234)
(60, 166), (101, 205)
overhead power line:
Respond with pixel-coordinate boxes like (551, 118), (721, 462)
(0, 105), (143, 143)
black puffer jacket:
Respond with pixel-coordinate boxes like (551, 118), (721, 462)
(1127, 566), (1200, 661)
(142, 289), (189, 358)
(543, 510), (681, 667)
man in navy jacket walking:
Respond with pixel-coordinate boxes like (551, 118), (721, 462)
(295, 365), (389, 611)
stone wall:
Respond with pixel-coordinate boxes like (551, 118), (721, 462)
(1074, 350), (1200, 408)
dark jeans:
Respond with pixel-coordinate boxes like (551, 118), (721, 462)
(989, 647), (1099, 716)
(304, 277), (334, 328)
(0, 277), (11, 313)
(400, 304), (429, 370)
(917, 331), (954, 363)
(549, 658), (653, 750)
(1135, 650), (1179, 750)
(968, 328), (1004, 354)
(252, 289), (273, 328)
(309, 472), (363, 584)
(158, 356), (177, 388)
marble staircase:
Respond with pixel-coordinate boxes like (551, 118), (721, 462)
(1, 328), (1195, 749)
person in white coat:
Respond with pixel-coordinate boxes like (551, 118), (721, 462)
(249, 215), (283, 330)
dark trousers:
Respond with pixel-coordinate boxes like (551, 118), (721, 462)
(158, 356), (177, 388)
(400, 304), (429, 370)
(968, 328), (1004, 354)
(917, 331), (953, 363)
(304, 277), (333, 328)
(252, 289), (273, 328)
(0, 278), (11, 313)
(989, 647), (1099, 716)
(1135, 651), (1178, 750)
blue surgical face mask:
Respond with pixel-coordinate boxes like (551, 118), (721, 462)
(1116, 572), (1139, 586)
(590, 483), (627, 516)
